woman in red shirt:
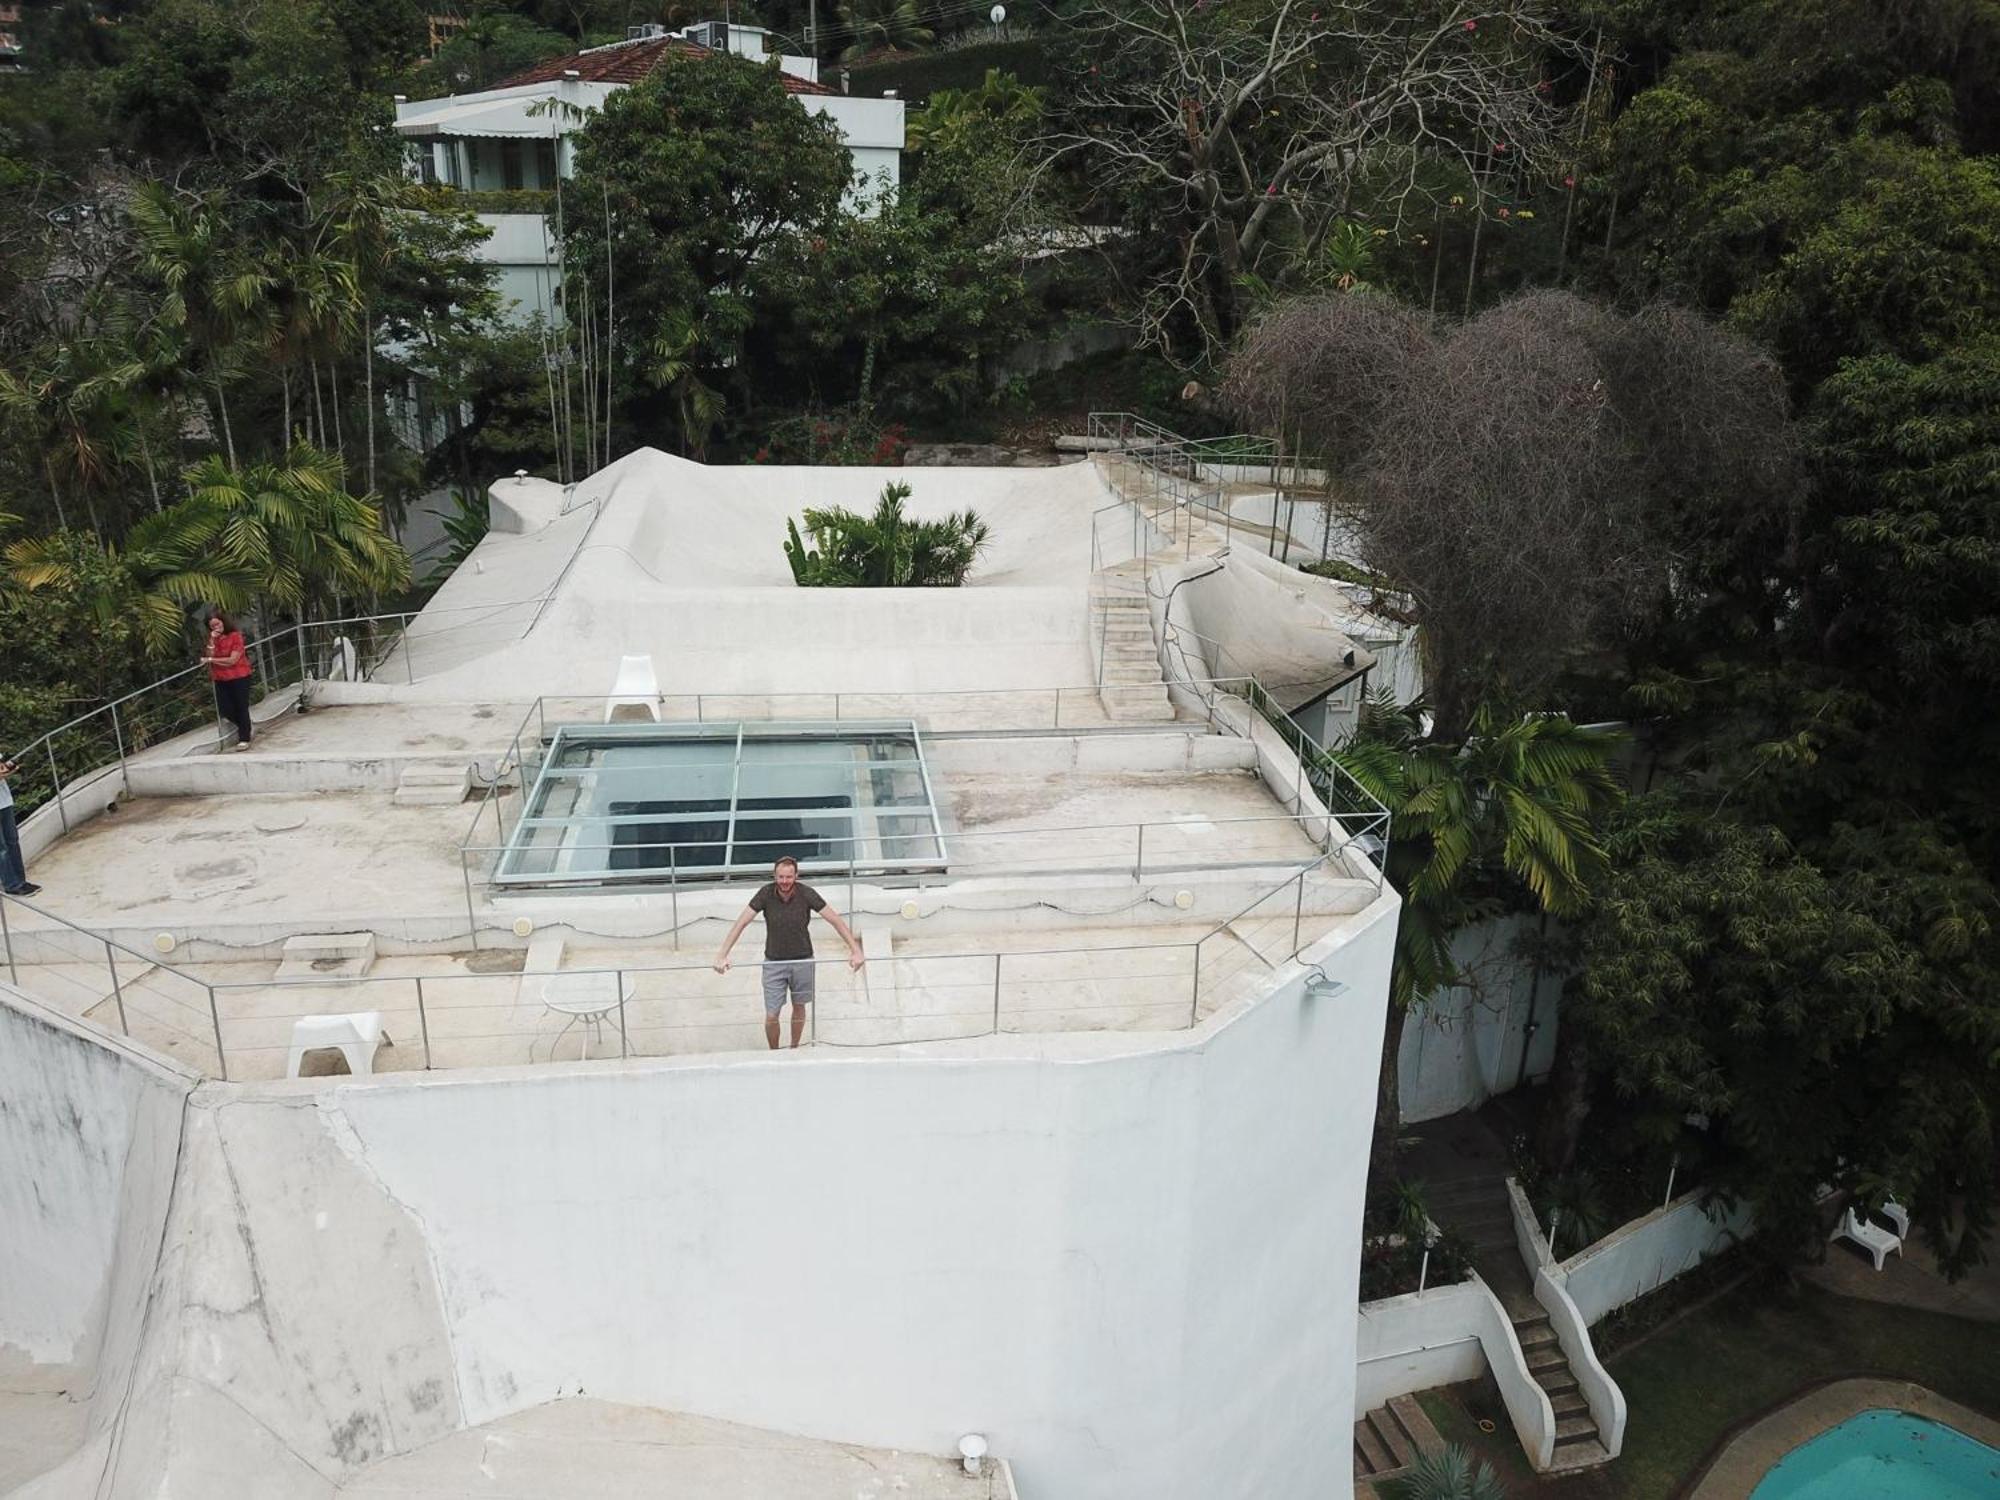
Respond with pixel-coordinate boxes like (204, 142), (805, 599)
(202, 609), (255, 751)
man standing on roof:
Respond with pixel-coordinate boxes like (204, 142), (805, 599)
(712, 855), (865, 1049)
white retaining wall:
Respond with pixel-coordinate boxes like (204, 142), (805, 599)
(1398, 916), (1560, 1124)
(1352, 1279), (1486, 1415)
(1560, 1192), (1754, 1328)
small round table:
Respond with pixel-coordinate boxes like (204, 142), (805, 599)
(539, 971), (621, 1060)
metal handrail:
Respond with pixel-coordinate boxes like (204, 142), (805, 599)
(0, 889), (229, 1079)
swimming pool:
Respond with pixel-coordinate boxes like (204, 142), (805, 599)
(1751, 1408), (2000, 1498)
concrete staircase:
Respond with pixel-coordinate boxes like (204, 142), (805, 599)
(1090, 569), (1175, 722)
(1352, 1393), (1445, 1492)
(1424, 1174), (1612, 1473)
(394, 761), (471, 807)
(1517, 1310), (1611, 1470)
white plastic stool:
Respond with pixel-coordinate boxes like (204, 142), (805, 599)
(286, 1012), (391, 1078)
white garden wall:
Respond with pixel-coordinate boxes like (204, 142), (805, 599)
(1397, 915), (1560, 1125)
(1560, 1192), (1754, 1328)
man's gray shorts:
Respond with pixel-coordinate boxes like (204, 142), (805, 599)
(761, 959), (817, 1016)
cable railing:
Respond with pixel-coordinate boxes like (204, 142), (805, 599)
(0, 830), (1366, 1081)
(174, 842), (1354, 1076)
(0, 595), (548, 828)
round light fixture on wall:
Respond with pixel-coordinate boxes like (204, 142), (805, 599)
(1173, 889), (1195, 910)
(900, 899), (921, 921)
(512, 917), (534, 938)
(153, 932), (177, 955)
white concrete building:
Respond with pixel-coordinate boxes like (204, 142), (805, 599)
(0, 442), (1396, 1498)
(393, 24), (906, 323)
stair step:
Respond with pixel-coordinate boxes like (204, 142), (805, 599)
(1352, 1419), (1394, 1476)
(1549, 1437), (1611, 1471)
(1386, 1394), (1444, 1457)
(1555, 1415), (1600, 1442)
(394, 760), (471, 806)
(1550, 1389), (1591, 1419)
(275, 931), (377, 981)
(1367, 1405), (1416, 1470)
(1525, 1344), (1567, 1373)
(1533, 1366), (1579, 1396)
(1515, 1320), (1558, 1348)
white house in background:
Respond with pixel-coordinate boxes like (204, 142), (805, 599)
(392, 23), (906, 323)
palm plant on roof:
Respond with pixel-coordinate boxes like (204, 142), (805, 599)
(784, 481), (990, 587)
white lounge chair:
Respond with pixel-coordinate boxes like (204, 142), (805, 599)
(605, 653), (661, 722)
(286, 1012), (391, 1078)
(1830, 1206), (1903, 1271)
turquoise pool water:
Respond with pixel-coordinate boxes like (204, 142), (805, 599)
(1751, 1409), (2000, 1498)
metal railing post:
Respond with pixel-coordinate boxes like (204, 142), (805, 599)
(416, 976), (434, 1068)
(103, 939), (129, 1033)
(403, 615), (415, 684)
(295, 621), (308, 687)
(207, 985), (228, 1080)
(669, 844), (680, 949)
(617, 970), (628, 1058)
(461, 849), (479, 950)
(991, 952), (1002, 1036)
(0, 895), (14, 986)
(1292, 869), (1306, 957)
(45, 740), (68, 832)
(1135, 822), (1145, 882)
(111, 702), (131, 800)
(1189, 939), (1201, 1028)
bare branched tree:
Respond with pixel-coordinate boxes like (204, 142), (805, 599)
(1223, 290), (1798, 737)
(1040, 0), (1583, 360)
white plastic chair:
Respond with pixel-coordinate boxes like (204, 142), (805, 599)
(1830, 1206), (1903, 1271)
(286, 1012), (391, 1078)
(604, 653), (661, 722)
(1880, 1199), (1911, 1239)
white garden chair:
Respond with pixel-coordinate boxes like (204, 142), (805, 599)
(1830, 1206), (1903, 1271)
(605, 653), (661, 722)
(286, 1012), (392, 1078)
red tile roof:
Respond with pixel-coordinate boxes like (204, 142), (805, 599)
(494, 37), (837, 95)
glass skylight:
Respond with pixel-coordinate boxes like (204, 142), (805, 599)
(494, 721), (946, 887)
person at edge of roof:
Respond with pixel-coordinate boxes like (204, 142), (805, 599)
(0, 757), (41, 896)
(712, 854), (866, 1050)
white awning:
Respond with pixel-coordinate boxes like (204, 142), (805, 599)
(393, 97), (563, 140)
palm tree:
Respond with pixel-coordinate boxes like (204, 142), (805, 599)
(129, 184), (249, 468)
(1335, 698), (1624, 1149)
(180, 444), (410, 619)
(839, 0), (932, 60)
(6, 512), (251, 656)
(1390, 1444), (1508, 1500)
(646, 316), (723, 460)
(906, 69), (1042, 152)
(785, 482), (991, 587)
(0, 332), (146, 534)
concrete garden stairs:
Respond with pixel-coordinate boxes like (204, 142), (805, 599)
(1425, 1173), (1612, 1473)
(1352, 1393), (1445, 1492)
(1090, 566), (1175, 722)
